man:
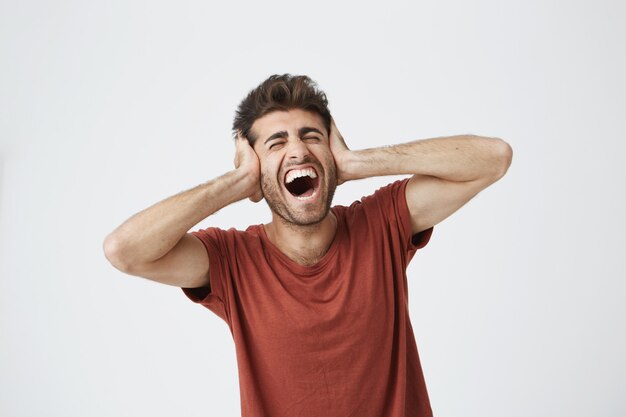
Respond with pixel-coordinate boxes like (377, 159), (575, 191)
(103, 74), (513, 417)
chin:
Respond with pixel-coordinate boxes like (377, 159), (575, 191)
(273, 199), (331, 227)
(290, 207), (331, 226)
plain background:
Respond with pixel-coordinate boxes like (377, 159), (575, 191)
(1, 0), (624, 416)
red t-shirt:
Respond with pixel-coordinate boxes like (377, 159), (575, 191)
(182, 178), (435, 417)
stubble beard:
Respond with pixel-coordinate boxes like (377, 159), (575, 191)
(261, 159), (338, 227)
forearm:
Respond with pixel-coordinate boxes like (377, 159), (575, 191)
(104, 168), (253, 268)
(340, 135), (511, 182)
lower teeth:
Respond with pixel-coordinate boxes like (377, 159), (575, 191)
(295, 190), (316, 200)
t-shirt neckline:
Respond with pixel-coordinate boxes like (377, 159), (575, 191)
(256, 207), (344, 276)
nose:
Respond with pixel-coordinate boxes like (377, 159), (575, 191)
(285, 138), (310, 161)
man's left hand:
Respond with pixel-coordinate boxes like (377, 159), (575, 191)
(329, 117), (352, 185)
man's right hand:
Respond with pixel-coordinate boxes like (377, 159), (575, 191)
(234, 131), (263, 202)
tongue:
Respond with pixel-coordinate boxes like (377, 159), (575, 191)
(298, 187), (314, 198)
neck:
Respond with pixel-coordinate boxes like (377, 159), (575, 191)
(264, 212), (338, 266)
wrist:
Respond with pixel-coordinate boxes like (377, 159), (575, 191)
(337, 150), (366, 182)
(233, 167), (260, 199)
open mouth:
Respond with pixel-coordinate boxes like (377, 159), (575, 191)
(284, 167), (320, 200)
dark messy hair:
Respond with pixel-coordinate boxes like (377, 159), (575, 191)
(232, 74), (332, 145)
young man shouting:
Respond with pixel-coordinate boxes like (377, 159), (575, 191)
(103, 74), (513, 417)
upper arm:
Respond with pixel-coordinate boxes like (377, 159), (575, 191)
(405, 173), (500, 235)
(405, 139), (512, 234)
(123, 233), (211, 289)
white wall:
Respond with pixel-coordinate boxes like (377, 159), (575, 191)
(1, 0), (624, 416)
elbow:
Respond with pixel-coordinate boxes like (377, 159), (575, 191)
(468, 135), (513, 179)
(492, 139), (513, 179)
(103, 234), (131, 273)
(500, 139), (513, 173)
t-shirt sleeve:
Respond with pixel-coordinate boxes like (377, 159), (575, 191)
(180, 228), (232, 325)
(362, 178), (434, 260)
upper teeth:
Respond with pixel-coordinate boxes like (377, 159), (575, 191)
(285, 168), (317, 184)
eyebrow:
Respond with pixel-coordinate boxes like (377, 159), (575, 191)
(263, 127), (324, 145)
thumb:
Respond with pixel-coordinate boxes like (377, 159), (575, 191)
(249, 189), (264, 203)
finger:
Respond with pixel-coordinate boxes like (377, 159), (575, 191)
(234, 132), (243, 168)
(235, 130), (245, 146)
(236, 131), (252, 151)
(330, 118), (341, 138)
(331, 121), (348, 149)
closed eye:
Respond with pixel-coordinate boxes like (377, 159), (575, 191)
(268, 137), (320, 150)
(269, 141), (286, 150)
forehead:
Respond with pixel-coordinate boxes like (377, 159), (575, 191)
(251, 109), (325, 137)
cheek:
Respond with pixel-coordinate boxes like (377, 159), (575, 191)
(320, 152), (337, 176)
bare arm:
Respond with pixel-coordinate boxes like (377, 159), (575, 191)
(329, 119), (513, 234)
(103, 134), (261, 288)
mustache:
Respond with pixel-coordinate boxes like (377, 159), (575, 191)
(282, 155), (323, 172)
